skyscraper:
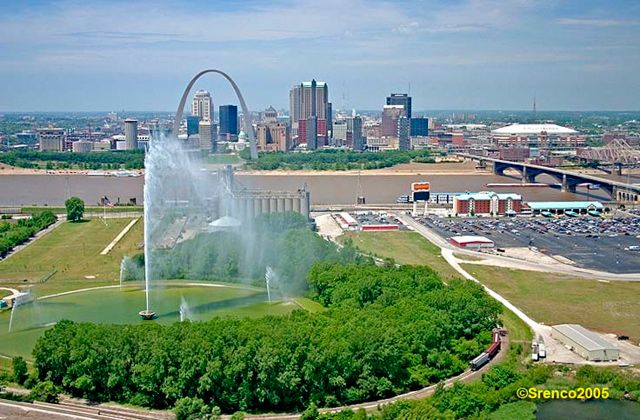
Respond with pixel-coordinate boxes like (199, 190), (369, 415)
(198, 120), (217, 152)
(219, 105), (238, 137)
(289, 79), (329, 148)
(381, 105), (405, 137)
(349, 116), (365, 151)
(186, 115), (200, 136)
(410, 117), (428, 137)
(124, 119), (138, 150)
(192, 90), (213, 121)
(398, 116), (411, 151)
(386, 93), (411, 118)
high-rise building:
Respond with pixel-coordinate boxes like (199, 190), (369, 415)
(398, 116), (411, 150)
(410, 117), (429, 136)
(289, 79), (329, 146)
(198, 120), (217, 152)
(263, 106), (278, 123)
(332, 120), (348, 146)
(37, 127), (65, 151)
(186, 115), (200, 136)
(192, 90), (213, 121)
(349, 116), (365, 151)
(381, 105), (405, 137)
(257, 122), (291, 152)
(219, 105), (238, 137)
(386, 93), (411, 118)
(305, 116), (318, 150)
(124, 119), (138, 150)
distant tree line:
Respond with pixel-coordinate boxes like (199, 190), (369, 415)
(240, 149), (438, 171)
(33, 261), (499, 413)
(0, 150), (144, 170)
(0, 211), (57, 257)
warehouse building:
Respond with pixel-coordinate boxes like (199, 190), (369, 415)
(526, 201), (604, 215)
(551, 324), (619, 362)
(448, 235), (494, 249)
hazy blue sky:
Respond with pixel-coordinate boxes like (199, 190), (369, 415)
(0, 0), (639, 112)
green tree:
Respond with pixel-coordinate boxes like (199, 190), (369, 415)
(65, 197), (84, 222)
(174, 397), (210, 420)
(30, 380), (61, 403)
(12, 356), (28, 385)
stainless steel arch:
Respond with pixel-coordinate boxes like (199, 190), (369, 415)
(173, 69), (258, 159)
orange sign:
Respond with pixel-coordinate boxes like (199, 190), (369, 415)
(412, 182), (430, 192)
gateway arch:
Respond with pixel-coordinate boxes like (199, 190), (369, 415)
(173, 69), (258, 159)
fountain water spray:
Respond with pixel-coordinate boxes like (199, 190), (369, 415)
(7, 302), (17, 333)
(179, 297), (191, 322)
(265, 266), (275, 303)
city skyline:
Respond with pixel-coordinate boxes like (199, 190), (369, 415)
(0, 0), (639, 112)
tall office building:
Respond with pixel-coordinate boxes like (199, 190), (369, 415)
(386, 93), (411, 118)
(264, 106), (278, 123)
(381, 105), (405, 137)
(198, 120), (217, 152)
(186, 115), (200, 136)
(37, 127), (65, 151)
(219, 105), (238, 137)
(410, 117), (429, 136)
(257, 122), (291, 151)
(349, 116), (365, 151)
(124, 119), (138, 150)
(398, 116), (411, 151)
(192, 90), (213, 121)
(289, 79), (329, 147)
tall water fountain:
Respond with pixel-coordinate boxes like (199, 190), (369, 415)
(138, 69), (259, 320)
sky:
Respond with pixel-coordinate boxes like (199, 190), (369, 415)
(0, 0), (639, 112)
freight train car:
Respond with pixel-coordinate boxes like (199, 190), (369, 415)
(470, 329), (503, 371)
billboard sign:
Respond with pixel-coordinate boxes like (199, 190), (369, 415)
(413, 191), (430, 202)
(412, 182), (430, 192)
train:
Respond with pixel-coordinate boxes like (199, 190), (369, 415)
(470, 329), (503, 371)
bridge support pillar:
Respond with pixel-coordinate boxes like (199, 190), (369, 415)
(521, 167), (527, 183)
(561, 174), (568, 192)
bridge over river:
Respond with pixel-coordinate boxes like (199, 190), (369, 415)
(458, 154), (640, 203)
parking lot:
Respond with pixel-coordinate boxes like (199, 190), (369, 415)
(415, 214), (640, 274)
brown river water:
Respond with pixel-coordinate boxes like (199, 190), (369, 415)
(0, 171), (616, 207)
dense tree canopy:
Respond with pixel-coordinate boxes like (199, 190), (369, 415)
(240, 149), (438, 171)
(0, 150), (144, 170)
(33, 261), (499, 413)
(0, 211), (57, 256)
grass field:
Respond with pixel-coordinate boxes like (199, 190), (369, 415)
(338, 231), (460, 280)
(0, 218), (143, 295)
(463, 264), (640, 341)
(207, 154), (243, 165)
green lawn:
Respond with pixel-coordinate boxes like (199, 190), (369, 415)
(338, 231), (460, 280)
(207, 154), (243, 165)
(0, 218), (143, 296)
(463, 264), (640, 341)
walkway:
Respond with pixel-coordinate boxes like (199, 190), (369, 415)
(99, 217), (140, 255)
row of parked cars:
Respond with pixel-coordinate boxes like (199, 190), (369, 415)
(416, 213), (640, 239)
